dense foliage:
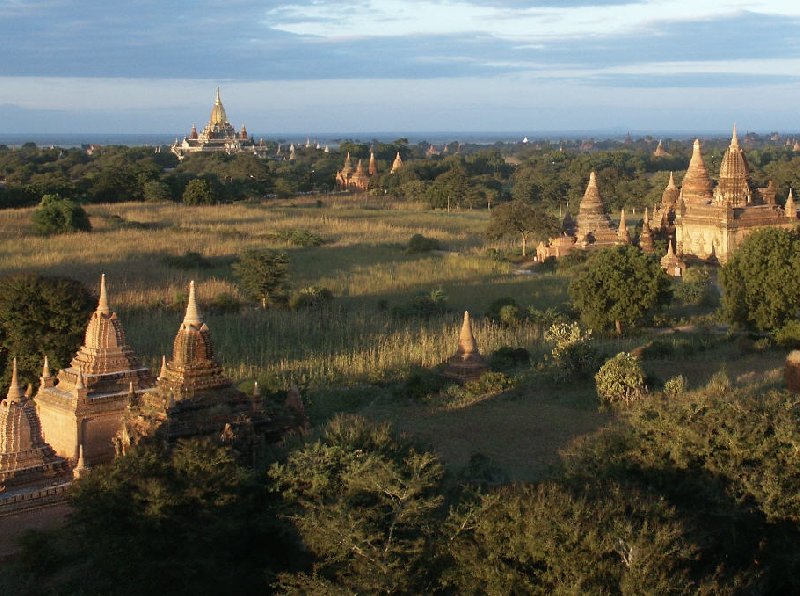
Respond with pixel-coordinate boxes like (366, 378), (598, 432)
(31, 193), (91, 235)
(594, 352), (647, 406)
(569, 245), (672, 334)
(232, 249), (290, 308)
(720, 227), (800, 331)
(0, 274), (95, 387)
(486, 200), (561, 256)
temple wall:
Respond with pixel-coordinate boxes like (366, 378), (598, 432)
(35, 401), (78, 462)
(82, 411), (126, 466)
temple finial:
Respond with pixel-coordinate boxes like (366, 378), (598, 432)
(215, 87), (221, 104)
(731, 123), (738, 147)
(667, 171), (676, 189)
(42, 355), (50, 379)
(183, 281), (202, 327)
(159, 355), (168, 378)
(97, 273), (110, 315)
(6, 357), (23, 402)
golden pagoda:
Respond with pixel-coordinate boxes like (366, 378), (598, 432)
(714, 125), (751, 207)
(443, 312), (489, 383)
(171, 88), (260, 159)
(36, 275), (154, 466)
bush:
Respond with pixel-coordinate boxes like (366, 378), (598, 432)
(277, 228), (325, 247)
(674, 267), (717, 306)
(400, 367), (450, 401)
(162, 251), (212, 270)
(232, 249), (290, 308)
(527, 306), (569, 328)
(595, 352), (647, 407)
(436, 371), (515, 408)
(486, 297), (517, 322)
(392, 289), (448, 319)
(774, 320), (800, 349)
(182, 178), (213, 204)
(489, 347), (531, 372)
(31, 194), (91, 235)
(545, 321), (601, 380)
(498, 304), (521, 327)
(406, 233), (442, 254)
(289, 286), (333, 310)
(663, 374), (687, 398)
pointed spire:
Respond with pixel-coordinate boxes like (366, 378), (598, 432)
(667, 240), (675, 256)
(644, 207), (649, 224)
(128, 381), (135, 398)
(617, 209), (630, 243)
(97, 273), (110, 315)
(588, 171), (597, 188)
(159, 355), (168, 378)
(6, 357), (23, 402)
(42, 355), (50, 379)
(215, 87), (221, 104)
(457, 311), (479, 356)
(731, 123), (739, 148)
(73, 443), (87, 478)
(253, 381), (260, 397)
(667, 171), (676, 190)
(183, 281), (202, 327)
(786, 188), (796, 218)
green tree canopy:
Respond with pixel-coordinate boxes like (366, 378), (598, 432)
(0, 274), (95, 388)
(31, 193), (91, 235)
(569, 245), (671, 334)
(719, 227), (800, 331)
(181, 178), (214, 205)
(232, 249), (290, 308)
(270, 414), (445, 593)
(486, 200), (561, 256)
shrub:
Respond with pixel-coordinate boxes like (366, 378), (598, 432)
(498, 304), (521, 327)
(674, 267), (717, 306)
(437, 371), (515, 408)
(663, 374), (687, 398)
(595, 352), (647, 407)
(277, 228), (325, 247)
(232, 249), (290, 308)
(31, 194), (91, 235)
(289, 286), (333, 310)
(406, 233), (442, 254)
(182, 178), (213, 205)
(393, 289), (449, 318)
(527, 306), (568, 328)
(162, 251), (212, 270)
(486, 297), (517, 321)
(488, 347), (531, 372)
(545, 321), (601, 380)
(400, 367), (450, 402)
(774, 320), (800, 349)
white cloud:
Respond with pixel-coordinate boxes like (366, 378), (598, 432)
(264, 0), (800, 41)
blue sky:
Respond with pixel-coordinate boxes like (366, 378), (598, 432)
(1, 1), (799, 134)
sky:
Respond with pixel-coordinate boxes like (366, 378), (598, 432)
(1, 0), (800, 135)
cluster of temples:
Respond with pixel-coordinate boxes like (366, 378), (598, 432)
(537, 126), (799, 272)
(335, 150), (404, 191)
(0, 276), (302, 514)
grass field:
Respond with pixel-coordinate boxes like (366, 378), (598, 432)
(0, 198), (790, 481)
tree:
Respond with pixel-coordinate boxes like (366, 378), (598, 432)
(270, 415), (445, 593)
(720, 227), (800, 331)
(0, 274), (95, 388)
(31, 194), (91, 235)
(182, 178), (213, 205)
(486, 200), (560, 256)
(569, 245), (671, 334)
(142, 179), (173, 202)
(232, 249), (290, 308)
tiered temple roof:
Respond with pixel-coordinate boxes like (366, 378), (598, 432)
(1, 359), (67, 490)
(617, 209), (631, 244)
(36, 275), (153, 465)
(714, 125), (751, 207)
(680, 139), (713, 204)
(157, 281), (229, 401)
(575, 171), (619, 247)
(443, 312), (489, 383)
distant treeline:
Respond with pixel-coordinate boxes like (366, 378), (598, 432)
(3, 132), (800, 214)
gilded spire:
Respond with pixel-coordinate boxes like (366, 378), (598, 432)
(97, 274), (110, 315)
(6, 357), (23, 402)
(667, 171), (676, 190)
(731, 123), (738, 148)
(215, 87), (221, 105)
(183, 281), (202, 327)
(159, 355), (168, 378)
